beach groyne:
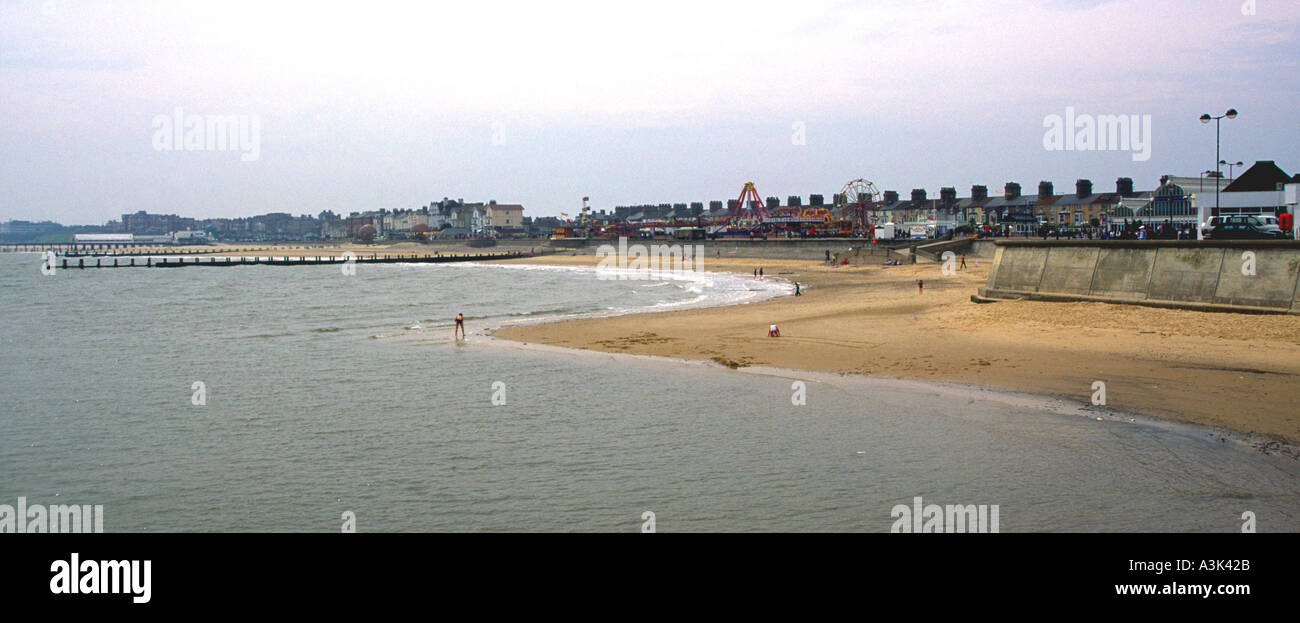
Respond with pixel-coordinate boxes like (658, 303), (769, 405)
(980, 240), (1300, 314)
(49, 251), (532, 269)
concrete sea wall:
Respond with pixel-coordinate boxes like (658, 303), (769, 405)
(980, 240), (1300, 314)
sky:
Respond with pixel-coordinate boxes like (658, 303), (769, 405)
(1, 0), (1297, 224)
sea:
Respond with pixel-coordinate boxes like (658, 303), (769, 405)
(1, 251), (1296, 532)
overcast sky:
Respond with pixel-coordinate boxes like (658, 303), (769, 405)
(2, 0), (1297, 224)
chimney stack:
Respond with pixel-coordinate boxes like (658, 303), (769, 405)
(1076, 179), (1093, 198)
(884, 190), (899, 204)
(911, 188), (928, 203)
(809, 194), (824, 206)
(1038, 181), (1054, 197)
(971, 185), (988, 201)
(1116, 177), (1134, 197)
(787, 195), (801, 207)
(940, 187), (957, 206)
(1004, 182), (1021, 200)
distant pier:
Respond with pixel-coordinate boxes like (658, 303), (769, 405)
(47, 251), (533, 270)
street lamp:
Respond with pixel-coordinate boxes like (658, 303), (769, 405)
(1199, 108), (1238, 218)
(1199, 170), (1217, 192)
(1219, 160), (1244, 181)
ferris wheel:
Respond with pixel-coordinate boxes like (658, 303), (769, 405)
(839, 178), (881, 227)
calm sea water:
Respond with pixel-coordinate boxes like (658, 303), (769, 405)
(0, 252), (1296, 532)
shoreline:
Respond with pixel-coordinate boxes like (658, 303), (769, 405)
(488, 254), (1300, 448)
(480, 332), (1296, 459)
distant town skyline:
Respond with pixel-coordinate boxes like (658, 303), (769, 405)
(2, 0), (1297, 224)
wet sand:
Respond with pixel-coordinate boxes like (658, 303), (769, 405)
(492, 253), (1300, 446)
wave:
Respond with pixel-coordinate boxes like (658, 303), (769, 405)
(325, 260), (794, 335)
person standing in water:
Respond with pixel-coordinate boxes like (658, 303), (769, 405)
(454, 313), (466, 340)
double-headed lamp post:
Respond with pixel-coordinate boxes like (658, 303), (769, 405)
(1200, 108), (1238, 217)
(1219, 160), (1244, 181)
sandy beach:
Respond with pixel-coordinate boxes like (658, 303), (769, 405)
(492, 252), (1300, 446)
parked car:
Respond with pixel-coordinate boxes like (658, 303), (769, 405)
(1206, 220), (1284, 239)
(1253, 215), (1283, 235)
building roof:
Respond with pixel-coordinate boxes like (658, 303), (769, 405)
(1154, 178), (1188, 197)
(1035, 194), (1062, 207)
(984, 194), (1039, 210)
(1223, 161), (1291, 192)
(1053, 192), (1118, 207)
(955, 197), (993, 210)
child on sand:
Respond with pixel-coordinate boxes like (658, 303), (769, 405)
(454, 313), (466, 339)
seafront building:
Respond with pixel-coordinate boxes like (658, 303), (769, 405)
(600, 160), (1296, 238)
(6, 161), (1297, 245)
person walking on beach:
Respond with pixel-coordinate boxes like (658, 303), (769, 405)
(454, 313), (466, 340)
(917, 279), (924, 294)
(960, 254), (967, 270)
(795, 282), (801, 296)
(759, 267), (764, 279)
